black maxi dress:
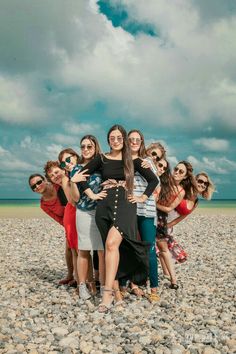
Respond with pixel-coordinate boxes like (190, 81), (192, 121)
(79, 154), (159, 285)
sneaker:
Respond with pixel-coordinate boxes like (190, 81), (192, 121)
(148, 292), (160, 303)
(79, 283), (91, 300)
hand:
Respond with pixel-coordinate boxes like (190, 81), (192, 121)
(128, 194), (147, 204)
(141, 160), (151, 169)
(90, 190), (107, 201)
(71, 169), (89, 183)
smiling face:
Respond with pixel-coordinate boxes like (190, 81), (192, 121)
(29, 176), (46, 194)
(108, 129), (124, 152)
(47, 167), (64, 185)
(148, 147), (163, 163)
(60, 153), (77, 172)
(173, 163), (187, 182)
(156, 158), (168, 177)
(196, 174), (209, 194)
(80, 138), (96, 162)
(128, 131), (142, 154)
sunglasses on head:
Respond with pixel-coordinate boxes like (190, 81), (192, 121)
(129, 137), (141, 144)
(151, 151), (161, 162)
(80, 144), (94, 151)
(197, 178), (209, 187)
(157, 162), (167, 171)
(60, 155), (73, 169)
(31, 179), (43, 191)
(109, 136), (123, 143)
(174, 167), (185, 175)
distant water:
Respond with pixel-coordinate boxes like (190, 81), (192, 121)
(0, 199), (40, 207)
(0, 199), (235, 208)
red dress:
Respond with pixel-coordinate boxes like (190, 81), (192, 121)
(40, 185), (78, 250)
(63, 203), (78, 250)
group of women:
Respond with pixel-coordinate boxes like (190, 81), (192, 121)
(28, 124), (215, 313)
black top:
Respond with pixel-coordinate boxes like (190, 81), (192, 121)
(57, 186), (68, 206)
(79, 154), (158, 198)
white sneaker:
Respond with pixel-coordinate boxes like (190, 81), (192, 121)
(79, 283), (91, 300)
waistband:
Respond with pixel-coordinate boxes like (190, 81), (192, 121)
(101, 179), (127, 191)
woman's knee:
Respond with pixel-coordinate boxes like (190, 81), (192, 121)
(105, 239), (119, 252)
(79, 250), (89, 259)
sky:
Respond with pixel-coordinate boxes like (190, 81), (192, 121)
(0, 0), (236, 199)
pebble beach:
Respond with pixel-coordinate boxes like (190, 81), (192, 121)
(0, 212), (236, 354)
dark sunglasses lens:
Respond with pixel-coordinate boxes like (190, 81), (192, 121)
(151, 151), (157, 156)
(65, 156), (71, 163)
(31, 180), (43, 190)
(60, 162), (66, 169)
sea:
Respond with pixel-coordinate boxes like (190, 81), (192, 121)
(0, 199), (235, 209)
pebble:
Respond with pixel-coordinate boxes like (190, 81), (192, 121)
(0, 216), (235, 353)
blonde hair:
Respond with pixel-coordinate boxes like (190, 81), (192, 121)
(146, 142), (166, 159)
(196, 172), (215, 200)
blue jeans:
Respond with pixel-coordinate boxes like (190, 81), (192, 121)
(138, 216), (158, 288)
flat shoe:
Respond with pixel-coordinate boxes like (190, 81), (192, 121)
(148, 293), (160, 302)
(58, 277), (74, 285)
(169, 283), (179, 290)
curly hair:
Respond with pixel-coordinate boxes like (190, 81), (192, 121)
(44, 161), (60, 181)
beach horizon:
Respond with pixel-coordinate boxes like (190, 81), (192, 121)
(0, 203), (235, 218)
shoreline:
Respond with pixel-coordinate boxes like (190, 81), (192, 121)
(0, 205), (235, 218)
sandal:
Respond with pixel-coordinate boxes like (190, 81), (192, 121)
(97, 288), (114, 313)
(130, 286), (144, 297)
(170, 283), (179, 290)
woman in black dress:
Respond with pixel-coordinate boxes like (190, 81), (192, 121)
(71, 125), (158, 312)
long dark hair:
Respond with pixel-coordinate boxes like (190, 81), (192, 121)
(107, 124), (134, 193)
(128, 129), (146, 159)
(79, 135), (101, 164)
(159, 160), (176, 204)
(177, 161), (198, 200)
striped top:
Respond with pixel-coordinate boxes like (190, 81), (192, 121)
(133, 157), (159, 221)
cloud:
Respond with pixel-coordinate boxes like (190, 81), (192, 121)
(0, 145), (35, 171)
(0, 0), (235, 132)
(187, 155), (236, 174)
(0, 75), (49, 124)
(193, 138), (229, 152)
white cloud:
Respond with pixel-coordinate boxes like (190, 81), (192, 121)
(193, 138), (229, 152)
(0, 75), (49, 124)
(187, 155), (236, 174)
(0, 0), (235, 131)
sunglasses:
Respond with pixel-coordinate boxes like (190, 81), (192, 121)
(157, 162), (167, 171)
(174, 167), (185, 175)
(31, 179), (43, 191)
(197, 178), (209, 187)
(81, 144), (94, 151)
(151, 151), (161, 162)
(60, 155), (73, 169)
(109, 136), (123, 143)
(129, 137), (141, 144)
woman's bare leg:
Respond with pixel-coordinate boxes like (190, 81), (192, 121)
(102, 227), (122, 305)
(98, 250), (105, 286)
(78, 250), (90, 283)
(157, 240), (177, 284)
(71, 249), (78, 283)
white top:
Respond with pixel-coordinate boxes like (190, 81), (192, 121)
(133, 157), (159, 224)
